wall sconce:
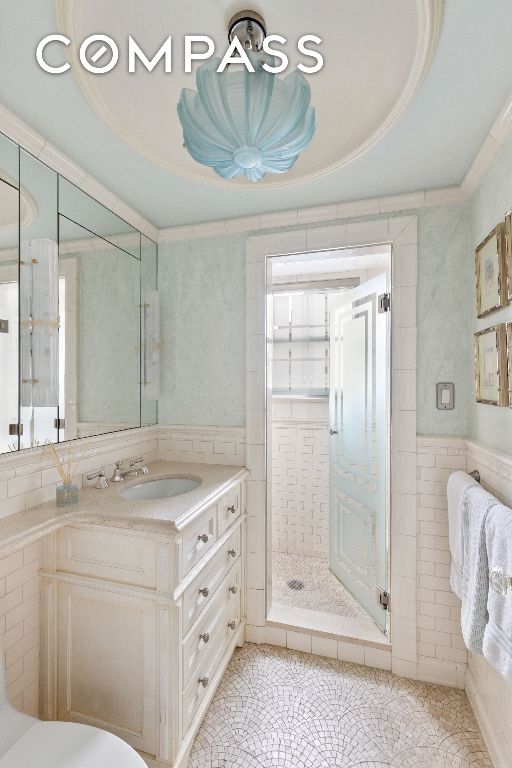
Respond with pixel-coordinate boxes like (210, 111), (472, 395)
(20, 239), (59, 407)
(142, 290), (160, 400)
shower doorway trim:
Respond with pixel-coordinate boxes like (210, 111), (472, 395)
(245, 216), (418, 679)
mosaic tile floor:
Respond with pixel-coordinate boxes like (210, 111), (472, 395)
(190, 643), (492, 768)
(272, 552), (371, 621)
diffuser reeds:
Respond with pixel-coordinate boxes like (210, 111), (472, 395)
(45, 442), (80, 485)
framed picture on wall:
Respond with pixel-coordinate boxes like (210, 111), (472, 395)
(504, 211), (512, 302)
(507, 322), (512, 408)
(475, 224), (507, 317)
(474, 325), (508, 406)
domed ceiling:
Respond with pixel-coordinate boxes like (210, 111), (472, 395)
(57, 0), (442, 188)
(0, 178), (37, 233)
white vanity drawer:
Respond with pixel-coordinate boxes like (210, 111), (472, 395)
(56, 526), (157, 588)
(182, 506), (217, 576)
(217, 484), (242, 538)
(181, 526), (241, 636)
(182, 594), (241, 733)
(182, 560), (241, 689)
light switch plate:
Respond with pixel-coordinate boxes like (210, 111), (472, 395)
(436, 382), (454, 410)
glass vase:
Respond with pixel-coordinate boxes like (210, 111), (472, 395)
(56, 482), (78, 507)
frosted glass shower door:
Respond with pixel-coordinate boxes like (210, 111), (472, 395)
(329, 274), (390, 630)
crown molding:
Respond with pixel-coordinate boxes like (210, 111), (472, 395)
(157, 187), (464, 243)
(0, 102), (159, 242)
(158, 83), (512, 244)
(460, 86), (512, 200)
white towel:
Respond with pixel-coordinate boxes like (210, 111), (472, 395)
(461, 485), (499, 654)
(483, 503), (512, 684)
(447, 471), (478, 598)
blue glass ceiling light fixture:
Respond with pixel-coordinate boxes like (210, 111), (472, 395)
(177, 11), (316, 182)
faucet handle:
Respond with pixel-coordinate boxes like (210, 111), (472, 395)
(130, 456), (149, 475)
(87, 471), (109, 489)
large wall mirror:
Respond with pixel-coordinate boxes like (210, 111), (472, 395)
(0, 136), (158, 454)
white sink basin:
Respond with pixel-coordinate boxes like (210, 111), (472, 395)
(120, 476), (201, 501)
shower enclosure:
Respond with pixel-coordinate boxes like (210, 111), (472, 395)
(267, 248), (391, 638)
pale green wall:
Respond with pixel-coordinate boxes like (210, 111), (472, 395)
(158, 205), (471, 436)
(468, 138), (512, 454)
(416, 203), (471, 436)
(158, 236), (246, 426)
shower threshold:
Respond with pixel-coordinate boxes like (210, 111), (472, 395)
(267, 602), (388, 648)
(270, 552), (387, 647)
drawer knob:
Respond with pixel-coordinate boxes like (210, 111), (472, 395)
(197, 533), (209, 544)
(198, 587), (209, 598)
(199, 632), (210, 644)
(198, 676), (209, 688)
(229, 585), (238, 594)
(228, 549), (237, 558)
(228, 620), (237, 631)
(228, 505), (236, 514)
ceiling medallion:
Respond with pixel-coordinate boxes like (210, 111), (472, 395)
(177, 10), (316, 182)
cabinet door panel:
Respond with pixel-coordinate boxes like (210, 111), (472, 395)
(57, 581), (156, 754)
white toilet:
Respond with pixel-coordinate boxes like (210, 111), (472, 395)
(0, 661), (147, 767)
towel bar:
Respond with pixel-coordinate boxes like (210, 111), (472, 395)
(469, 469), (481, 483)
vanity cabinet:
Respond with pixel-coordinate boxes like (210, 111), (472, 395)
(40, 477), (246, 768)
(55, 581), (157, 755)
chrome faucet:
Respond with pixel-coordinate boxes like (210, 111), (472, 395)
(110, 456), (149, 482)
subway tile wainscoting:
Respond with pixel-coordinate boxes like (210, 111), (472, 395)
(0, 428), (509, 762)
(416, 437), (468, 688)
(0, 542), (41, 717)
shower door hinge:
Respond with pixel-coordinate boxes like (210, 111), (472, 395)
(376, 587), (390, 610)
(378, 293), (391, 313)
(8, 423), (23, 436)
(53, 418), (65, 430)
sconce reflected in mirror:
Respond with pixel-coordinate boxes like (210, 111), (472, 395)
(20, 239), (60, 414)
(142, 290), (160, 401)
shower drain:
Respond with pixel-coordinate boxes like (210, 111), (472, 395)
(287, 578), (305, 591)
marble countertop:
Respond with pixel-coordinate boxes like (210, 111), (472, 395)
(0, 461), (248, 556)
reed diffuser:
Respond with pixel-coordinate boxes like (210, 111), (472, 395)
(45, 443), (80, 507)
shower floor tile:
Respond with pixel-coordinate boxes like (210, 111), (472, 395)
(272, 551), (374, 625)
(190, 643), (492, 768)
